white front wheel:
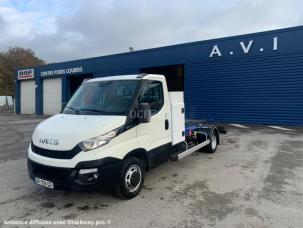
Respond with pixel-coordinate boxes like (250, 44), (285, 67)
(115, 157), (145, 199)
(124, 164), (142, 193)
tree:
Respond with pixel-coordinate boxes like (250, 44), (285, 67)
(0, 47), (44, 96)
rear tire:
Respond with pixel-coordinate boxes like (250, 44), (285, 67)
(205, 132), (218, 153)
(115, 157), (145, 199)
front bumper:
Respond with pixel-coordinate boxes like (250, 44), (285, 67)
(27, 157), (123, 191)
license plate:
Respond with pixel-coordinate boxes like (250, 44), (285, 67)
(34, 177), (54, 189)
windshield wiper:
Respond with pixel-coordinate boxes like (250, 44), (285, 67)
(80, 108), (107, 114)
(65, 106), (79, 114)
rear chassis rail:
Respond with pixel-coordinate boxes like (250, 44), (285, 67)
(171, 123), (226, 161)
(171, 139), (210, 161)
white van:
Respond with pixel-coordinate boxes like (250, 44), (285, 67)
(28, 74), (222, 199)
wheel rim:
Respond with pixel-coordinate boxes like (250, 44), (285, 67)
(211, 134), (217, 150)
(124, 164), (142, 193)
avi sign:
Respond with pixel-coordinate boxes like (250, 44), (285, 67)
(209, 37), (278, 58)
(18, 69), (34, 80)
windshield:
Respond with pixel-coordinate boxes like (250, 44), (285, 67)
(62, 80), (140, 115)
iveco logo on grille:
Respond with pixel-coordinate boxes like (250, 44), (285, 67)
(39, 137), (59, 145)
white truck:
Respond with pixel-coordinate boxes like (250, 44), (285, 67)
(28, 74), (224, 199)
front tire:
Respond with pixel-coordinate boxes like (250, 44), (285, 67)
(115, 157), (145, 199)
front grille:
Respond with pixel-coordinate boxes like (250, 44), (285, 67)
(31, 142), (82, 159)
(29, 160), (73, 181)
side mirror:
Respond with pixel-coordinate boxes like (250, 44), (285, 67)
(138, 103), (151, 123)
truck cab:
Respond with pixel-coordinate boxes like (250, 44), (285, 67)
(28, 74), (220, 199)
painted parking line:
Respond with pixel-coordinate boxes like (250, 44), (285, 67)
(268, 126), (294, 131)
(229, 124), (249, 128)
(3, 120), (43, 125)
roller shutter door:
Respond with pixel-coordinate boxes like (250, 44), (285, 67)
(20, 80), (35, 114)
(185, 53), (303, 126)
(43, 78), (62, 115)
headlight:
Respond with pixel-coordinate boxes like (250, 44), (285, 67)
(78, 128), (121, 151)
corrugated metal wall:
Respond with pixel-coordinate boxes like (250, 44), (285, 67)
(16, 26), (303, 125)
(185, 52), (303, 125)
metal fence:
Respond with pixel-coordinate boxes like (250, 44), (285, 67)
(0, 105), (14, 113)
(0, 98), (15, 114)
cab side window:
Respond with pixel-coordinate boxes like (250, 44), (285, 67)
(139, 81), (164, 115)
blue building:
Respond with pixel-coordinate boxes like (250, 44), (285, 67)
(15, 26), (303, 125)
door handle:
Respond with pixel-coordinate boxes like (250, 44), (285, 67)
(165, 119), (169, 130)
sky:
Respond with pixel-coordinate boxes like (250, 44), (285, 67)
(0, 0), (303, 63)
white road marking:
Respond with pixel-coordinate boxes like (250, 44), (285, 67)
(4, 120), (43, 125)
(229, 124), (249, 128)
(268, 126), (294, 131)
(279, 151), (293, 154)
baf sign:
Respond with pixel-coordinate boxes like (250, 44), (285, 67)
(209, 37), (278, 57)
(18, 69), (34, 80)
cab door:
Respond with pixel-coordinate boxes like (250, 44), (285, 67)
(136, 80), (171, 166)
